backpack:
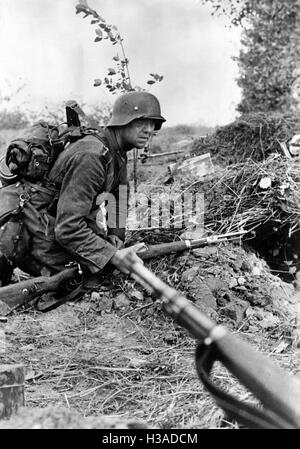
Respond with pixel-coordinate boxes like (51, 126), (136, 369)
(2, 100), (103, 184)
(5, 120), (61, 182)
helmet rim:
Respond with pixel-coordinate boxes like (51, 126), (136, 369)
(107, 92), (166, 130)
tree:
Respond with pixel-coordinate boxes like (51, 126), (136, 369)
(204, 0), (300, 113)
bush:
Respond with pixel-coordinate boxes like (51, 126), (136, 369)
(192, 112), (300, 165)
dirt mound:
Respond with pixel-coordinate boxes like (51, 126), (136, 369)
(172, 242), (297, 332)
(192, 112), (300, 165)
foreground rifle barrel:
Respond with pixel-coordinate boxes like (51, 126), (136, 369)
(120, 252), (300, 429)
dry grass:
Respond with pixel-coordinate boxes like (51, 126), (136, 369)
(127, 154), (300, 251)
(1, 262), (299, 429)
(192, 112), (300, 164)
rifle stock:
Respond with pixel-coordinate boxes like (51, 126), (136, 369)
(215, 332), (300, 428)
(138, 240), (191, 260)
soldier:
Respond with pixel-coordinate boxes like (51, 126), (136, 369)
(0, 91), (166, 286)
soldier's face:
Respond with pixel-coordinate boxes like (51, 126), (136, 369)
(121, 118), (155, 149)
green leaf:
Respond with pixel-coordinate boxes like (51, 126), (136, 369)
(95, 28), (103, 37)
(91, 19), (99, 24)
(94, 37), (102, 42)
(113, 56), (120, 61)
(108, 68), (116, 75)
(93, 79), (102, 87)
(147, 80), (155, 85)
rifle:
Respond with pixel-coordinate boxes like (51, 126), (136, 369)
(0, 266), (78, 311)
(136, 229), (248, 260)
(0, 230), (246, 310)
(118, 251), (300, 429)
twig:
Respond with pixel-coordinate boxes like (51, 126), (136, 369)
(121, 302), (153, 318)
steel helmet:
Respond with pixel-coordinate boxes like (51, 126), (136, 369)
(107, 91), (166, 130)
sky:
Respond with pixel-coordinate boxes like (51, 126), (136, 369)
(0, 0), (242, 126)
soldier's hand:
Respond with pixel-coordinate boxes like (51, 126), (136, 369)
(107, 235), (124, 249)
(110, 243), (146, 274)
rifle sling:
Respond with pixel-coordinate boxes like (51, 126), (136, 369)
(194, 342), (297, 429)
(32, 271), (108, 313)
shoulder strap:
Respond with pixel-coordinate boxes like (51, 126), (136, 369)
(58, 126), (105, 144)
(59, 126), (111, 158)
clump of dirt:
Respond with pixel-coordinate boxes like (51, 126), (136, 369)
(192, 112), (300, 165)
